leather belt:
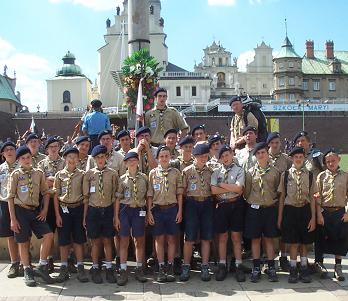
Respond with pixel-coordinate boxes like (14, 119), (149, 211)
(189, 196), (211, 202)
(121, 203), (145, 209)
(323, 206), (344, 213)
(217, 196), (239, 205)
(17, 203), (37, 211)
(155, 203), (177, 209)
(60, 201), (83, 208)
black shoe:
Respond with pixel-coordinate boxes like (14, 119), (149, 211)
(117, 269), (128, 286)
(7, 262), (19, 278)
(157, 265), (166, 283)
(18, 264), (24, 277)
(250, 268), (261, 283)
(229, 258), (236, 273)
(55, 265), (69, 283)
(334, 264), (345, 281)
(34, 264), (55, 284)
(68, 256), (77, 274)
(215, 263), (227, 281)
(200, 264), (211, 282)
(48, 258), (54, 274)
(179, 264), (190, 282)
(299, 266), (312, 283)
(77, 265), (89, 283)
(90, 267), (103, 284)
(239, 263), (252, 274)
(106, 267), (116, 283)
(235, 265), (246, 282)
(279, 256), (290, 272)
(314, 262), (329, 279)
(24, 267), (36, 287)
(268, 267), (278, 282)
(288, 266), (298, 283)
(166, 263), (176, 282)
(115, 256), (120, 272)
(173, 257), (182, 275)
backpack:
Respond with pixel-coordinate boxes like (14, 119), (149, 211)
(284, 170), (313, 197)
(242, 96), (268, 143)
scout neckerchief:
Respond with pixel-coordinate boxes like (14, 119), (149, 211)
(269, 151), (281, 164)
(98, 166), (107, 199)
(195, 164), (207, 191)
(7, 161), (17, 174)
(326, 169), (339, 204)
(127, 171), (140, 206)
(157, 106), (167, 133)
(79, 156), (88, 170)
(158, 166), (170, 193)
(255, 163), (271, 198)
(223, 163), (235, 183)
(66, 168), (77, 198)
(294, 167), (305, 201)
(22, 167), (34, 200)
(48, 157), (61, 175)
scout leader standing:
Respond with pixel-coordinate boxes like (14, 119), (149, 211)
(0, 141), (20, 278)
(170, 136), (195, 172)
(25, 133), (46, 168)
(53, 147), (89, 283)
(83, 145), (118, 284)
(180, 144), (214, 282)
(7, 146), (55, 287)
(75, 136), (94, 171)
(315, 149), (348, 281)
(147, 145), (184, 283)
(144, 87), (189, 146)
(211, 145), (246, 282)
(244, 142), (281, 283)
(114, 151), (148, 286)
(278, 147), (317, 284)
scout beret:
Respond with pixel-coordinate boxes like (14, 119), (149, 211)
(252, 142), (269, 156)
(293, 131), (309, 143)
(135, 126), (151, 137)
(242, 126), (257, 136)
(192, 143), (210, 156)
(25, 133), (39, 144)
(16, 145), (31, 160)
(208, 134), (222, 148)
(91, 99), (102, 107)
(156, 145), (170, 159)
(98, 130), (112, 141)
(229, 96), (242, 106)
(218, 145), (233, 159)
(63, 147), (79, 157)
(75, 136), (91, 145)
(116, 129), (130, 140)
(323, 148), (339, 164)
(191, 124), (205, 136)
(178, 135), (194, 147)
(289, 146), (305, 157)
(0, 141), (16, 153)
(164, 128), (178, 138)
(153, 87), (167, 97)
(266, 132), (281, 144)
(91, 145), (107, 157)
(45, 136), (59, 149)
(123, 151), (139, 161)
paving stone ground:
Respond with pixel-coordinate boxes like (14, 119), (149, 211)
(1, 256), (348, 301)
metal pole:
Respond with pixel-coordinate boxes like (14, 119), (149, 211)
(302, 103), (305, 131)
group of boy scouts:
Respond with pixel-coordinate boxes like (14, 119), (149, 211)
(0, 89), (347, 289)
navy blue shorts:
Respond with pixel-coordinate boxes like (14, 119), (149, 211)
(0, 202), (13, 237)
(57, 205), (87, 246)
(14, 205), (52, 243)
(244, 204), (279, 239)
(184, 198), (214, 241)
(46, 197), (57, 233)
(86, 205), (115, 239)
(119, 204), (146, 238)
(151, 205), (180, 236)
(214, 198), (245, 234)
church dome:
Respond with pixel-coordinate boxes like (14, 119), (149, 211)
(56, 51), (83, 76)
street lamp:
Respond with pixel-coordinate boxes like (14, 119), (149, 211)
(297, 99), (310, 131)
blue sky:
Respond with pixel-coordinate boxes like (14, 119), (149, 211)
(1, 0), (348, 111)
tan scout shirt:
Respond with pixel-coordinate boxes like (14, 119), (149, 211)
(54, 168), (84, 205)
(147, 166), (183, 205)
(304, 152), (324, 180)
(169, 148), (180, 160)
(116, 172), (148, 207)
(269, 151), (292, 173)
(8, 167), (49, 207)
(206, 156), (221, 170)
(145, 106), (189, 145)
(278, 166), (318, 207)
(316, 169), (348, 208)
(230, 110), (258, 142)
(244, 164), (280, 207)
(38, 156), (65, 194)
(170, 156), (194, 172)
(183, 164), (212, 199)
(211, 163), (245, 200)
(83, 166), (118, 207)
(0, 161), (19, 202)
(78, 155), (95, 171)
(140, 146), (157, 175)
(235, 146), (257, 171)
(32, 152), (46, 168)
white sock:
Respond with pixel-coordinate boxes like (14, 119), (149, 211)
(219, 260), (226, 265)
(120, 263), (127, 270)
(39, 259), (48, 265)
(92, 263), (99, 269)
(77, 262), (83, 267)
(47, 256), (53, 259)
(235, 259), (242, 267)
(105, 261), (112, 269)
(136, 262), (143, 267)
(290, 260), (297, 267)
(159, 262), (165, 267)
(280, 251), (288, 257)
(300, 257), (307, 267)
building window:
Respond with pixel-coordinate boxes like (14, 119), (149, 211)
(218, 58), (223, 66)
(289, 77), (295, 86)
(289, 94), (295, 101)
(313, 80), (320, 91)
(63, 90), (71, 103)
(279, 77), (285, 87)
(192, 86), (197, 97)
(217, 72), (226, 88)
(302, 80), (309, 91)
(176, 86), (181, 97)
(279, 63), (284, 69)
(262, 83), (267, 88)
(64, 105), (70, 111)
(289, 62), (294, 68)
(329, 80), (336, 91)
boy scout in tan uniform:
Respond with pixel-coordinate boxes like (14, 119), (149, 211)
(207, 134), (223, 170)
(25, 133), (46, 168)
(164, 128), (181, 160)
(75, 136), (95, 171)
(170, 136), (195, 172)
(235, 126), (258, 171)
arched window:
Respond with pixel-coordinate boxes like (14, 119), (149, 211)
(63, 90), (71, 103)
(217, 72), (226, 88)
(64, 105), (70, 111)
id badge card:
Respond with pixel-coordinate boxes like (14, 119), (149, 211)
(61, 187), (67, 194)
(150, 121), (157, 128)
(20, 185), (28, 193)
(90, 186), (96, 193)
(190, 183), (197, 191)
(153, 183), (160, 191)
(61, 206), (69, 214)
(124, 190), (130, 198)
(139, 210), (146, 217)
(251, 204), (260, 209)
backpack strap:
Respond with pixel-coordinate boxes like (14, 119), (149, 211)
(243, 110), (249, 127)
(309, 171), (313, 190)
(284, 170), (289, 197)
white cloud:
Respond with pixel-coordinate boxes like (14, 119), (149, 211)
(0, 37), (52, 112)
(237, 50), (254, 72)
(208, 0), (237, 6)
(49, 0), (123, 11)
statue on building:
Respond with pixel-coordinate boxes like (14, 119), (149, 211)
(3, 65), (7, 76)
(106, 18), (111, 28)
(233, 57), (238, 67)
(150, 5), (154, 14)
(116, 6), (120, 16)
(159, 17), (164, 27)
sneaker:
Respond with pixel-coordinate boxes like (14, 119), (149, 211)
(117, 269), (128, 286)
(268, 267), (278, 282)
(77, 265), (89, 283)
(156, 265), (166, 283)
(90, 267), (103, 284)
(334, 264), (345, 281)
(68, 256), (77, 274)
(24, 267), (36, 287)
(173, 257), (182, 275)
(166, 263), (176, 282)
(239, 263), (252, 274)
(235, 265), (246, 282)
(55, 265), (69, 283)
(106, 267), (116, 283)
(215, 263), (227, 281)
(288, 266), (298, 283)
(299, 266), (311, 283)
(179, 264), (190, 282)
(7, 262), (19, 278)
(279, 256), (290, 272)
(18, 264), (24, 277)
(200, 264), (211, 282)
(34, 264), (55, 284)
(48, 258), (54, 274)
(250, 268), (261, 283)
(115, 256), (121, 272)
(314, 262), (329, 279)
(229, 258), (236, 273)
(135, 267), (147, 283)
